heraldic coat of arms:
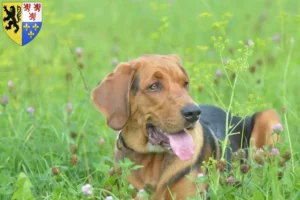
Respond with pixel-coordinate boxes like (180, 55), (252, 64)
(2, 2), (42, 46)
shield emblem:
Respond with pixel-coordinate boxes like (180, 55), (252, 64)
(2, 2), (42, 46)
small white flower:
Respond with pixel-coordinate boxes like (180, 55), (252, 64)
(112, 57), (119, 66)
(247, 39), (254, 46)
(26, 107), (35, 114)
(75, 47), (82, 57)
(215, 69), (223, 78)
(105, 196), (113, 200)
(98, 138), (105, 145)
(136, 189), (146, 198)
(256, 148), (264, 155)
(272, 123), (283, 134)
(8, 80), (13, 87)
(271, 148), (280, 156)
(8, 80), (14, 90)
(197, 173), (204, 178)
(81, 184), (92, 195)
(128, 184), (135, 190)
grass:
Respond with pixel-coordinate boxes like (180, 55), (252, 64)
(1, 0), (300, 199)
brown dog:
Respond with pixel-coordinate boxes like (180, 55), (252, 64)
(91, 54), (281, 199)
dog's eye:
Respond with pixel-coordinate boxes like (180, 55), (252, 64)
(184, 81), (189, 89)
(148, 82), (161, 92)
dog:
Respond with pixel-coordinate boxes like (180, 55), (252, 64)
(91, 54), (281, 199)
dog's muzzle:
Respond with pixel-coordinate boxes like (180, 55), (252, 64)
(181, 104), (201, 123)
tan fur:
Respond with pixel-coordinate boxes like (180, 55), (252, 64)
(251, 110), (282, 148)
(91, 62), (134, 131)
(165, 170), (198, 200)
(115, 123), (204, 199)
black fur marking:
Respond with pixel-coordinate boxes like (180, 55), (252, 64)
(117, 131), (135, 151)
(164, 124), (218, 189)
(199, 104), (255, 167)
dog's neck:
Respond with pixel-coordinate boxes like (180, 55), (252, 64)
(117, 121), (172, 155)
(116, 130), (134, 151)
(113, 122), (206, 196)
(114, 124), (170, 192)
(117, 122), (149, 153)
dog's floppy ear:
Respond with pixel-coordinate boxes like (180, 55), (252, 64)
(91, 63), (135, 131)
(251, 109), (282, 148)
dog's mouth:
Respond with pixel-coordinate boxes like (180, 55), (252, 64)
(146, 124), (195, 161)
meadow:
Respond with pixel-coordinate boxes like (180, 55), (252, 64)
(1, 0), (300, 199)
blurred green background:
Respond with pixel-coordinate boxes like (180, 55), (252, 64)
(0, 0), (299, 199)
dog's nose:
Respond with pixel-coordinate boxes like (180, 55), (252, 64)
(181, 104), (201, 123)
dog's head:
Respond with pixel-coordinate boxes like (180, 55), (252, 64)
(92, 54), (201, 160)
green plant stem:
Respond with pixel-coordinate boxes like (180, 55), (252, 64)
(206, 80), (226, 109)
(219, 51), (233, 88)
(222, 75), (238, 159)
(82, 135), (92, 185)
(282, 38), (294, 171)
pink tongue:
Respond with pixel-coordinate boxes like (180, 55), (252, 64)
(166, 130), (195, 161)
